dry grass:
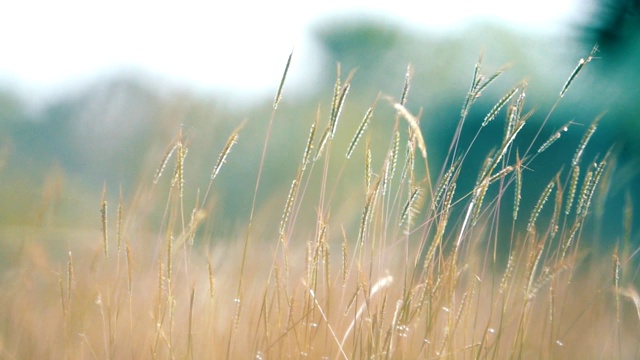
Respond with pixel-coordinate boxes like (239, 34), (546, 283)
(1, 47), (639, 360)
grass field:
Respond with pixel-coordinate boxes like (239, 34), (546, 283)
(0, 47), (638, 359)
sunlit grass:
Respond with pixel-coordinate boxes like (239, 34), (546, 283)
(0, 46), (638, 359)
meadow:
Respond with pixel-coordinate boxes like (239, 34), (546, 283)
(0, 46), (638, 359)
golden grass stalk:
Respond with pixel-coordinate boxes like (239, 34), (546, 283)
(400, 64), (413, 105)
(559, 44), (598, 98)
(505, 105), (518, 142)
(381, 153), (392, 197)
(565, 165), (580, 215)
(537, 121), (573, 153)
(530, 261), (567, 301)
(471, 155), (514, 227)
(67, 251), (73, 314)
(389, 130), (400, 184)
(505, 88), (526, 140)
(365, 141), (372, 192)
(307, 287), (349, 360)
(525, 244), (545, 300)
(561, 220), (582, 260)
(496, 121), (525, 167)
(462, 60), (508, 119)
(392, 102), (427, 160)
(58, 274), (66, 322)
(488, 165), (514, 185)
(6, 49), (633, 360)
(166, 231), (173, 290)
(331, 83), (350, 139)
(340, 275), (393, 349)
(432, 159), (457, 210)
(306, 236), (318, 292)
(341, 228), (348, 287)
(456, 198), (478, 251)
(156, 261), (164, 322)
(171, 140), (187, 198)
(95, 293), (111, 359)
(461, 55), (482, 118)
(427, 183), (456, 266)
(329, 68), (356, 139)
(173, 208), (207, 251)
(513, 151), (523, 220)
(476, 150), (495, 186)
(611, 252), (624, 358)
(273, 49), (293, 110)
(261, 284), (271, 348)
(549, 178), (562, 238)
(572, 114), (602, 166)
(576, 168), (593, 217)
(527, 177), (556, 233)
(452, 286), (473, 341)
(154, 142), (178, 184)
(500, 255), (515, 294)
(400, 140), (414, 186)
(399, 186), (422, 227)
(613, 247), (620, 290)
(346, 96), (378, 159)
(301, 113), (318, 171)
(482, 84), (519, 126)
(580, 156), (608, 217)
(211, 131), (239, 181)
(322, 238), (330, 293)
(314, 124), (332, 161)
(358, 178), (380, 247)
(207, 256), (216, 300)
(471, 180), (489, 227)
(279, 177), (300, 236)
(100, 184), (108, 258)
(187, 287), (196, 359)
(331, 63), (342, 123)
(476, 67), (508, 98)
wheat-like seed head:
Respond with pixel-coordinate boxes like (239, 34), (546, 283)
(483, 84), (519, 127)
(100, 184), (108, 258)
(392, 102), (427, 161)
(301, 114), (317, 171)
(572, 114), (602, 167)
(560, 44), (598, 98)
(400, 64), (413, 106)
(549, 177), (563, 238)
(538, 121), (573, 153)
(346, 96), (378, 159)
(273, 49), (293, 110)
(279, 177), (299, 236)
(358, 178), (381, 248)
(565, 165), (580, 215)
(211, 132), (239, 181)
(527, 177), (556, 233)
(154, 142), (178, 184)
(513, 151), (523, 220)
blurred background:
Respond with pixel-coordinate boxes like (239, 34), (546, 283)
(0, 0), (638, 243)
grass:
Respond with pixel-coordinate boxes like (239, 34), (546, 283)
(1, 46), (639, 359)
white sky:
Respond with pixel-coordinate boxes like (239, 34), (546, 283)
(0, 0), (585, 101)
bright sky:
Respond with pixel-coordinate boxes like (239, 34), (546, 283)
(0, 0), (585, 102)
